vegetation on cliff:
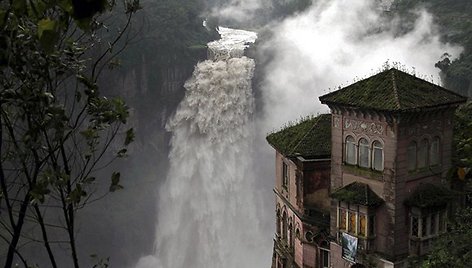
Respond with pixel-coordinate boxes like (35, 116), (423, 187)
(394, 0), (472, 96)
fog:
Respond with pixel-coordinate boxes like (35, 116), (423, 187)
(257, 0), (462, 131)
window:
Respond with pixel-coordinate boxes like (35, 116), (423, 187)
(430, 137), (440, 166)
(337, 205), (375, 237)
(368, 215), (375, 237)
(282, 162), (289, 189)
(339, 208), (347, 230)
(418, 139), (428, 169)
(359, 138), (370, 168)
(288, 222), (293, 247)
(410, 210), (447, 238)
(348, 211), (357, 233)
(282, 211), (287, 240)
(344, 136), (384, 171)
(320, 241), (330, 268)
(346, 136), (357, 165)
(411, 216), (419, 238)
(408, 142), (417, 171)
(276, 210), (281, 237)
(372, 141), (383, 171)
(359, 214), (367, 236)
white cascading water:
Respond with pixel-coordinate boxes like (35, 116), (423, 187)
(135, 27), (269, 268)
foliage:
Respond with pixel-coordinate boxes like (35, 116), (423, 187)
(453, 102), (472, 168)
(421, 207), (472, 268)
(0, 0), (139, 267)
(121, 0), (217, 67)
(393, 0), (472, 96)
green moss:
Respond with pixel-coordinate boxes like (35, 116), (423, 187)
(331, 182), (383, 207)
(319, 68), (467, 112)
(266, 114), (331, 158)
(343, 165), (383, 180)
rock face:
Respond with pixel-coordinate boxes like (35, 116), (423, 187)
(80, 48), (208, 268)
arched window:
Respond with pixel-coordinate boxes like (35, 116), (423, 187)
(288, 222), (293, 247)
(276, 210), (281, 236)
(408, 141), (417, 171)
(372, 140), (384, 171)
(359, 138), (370, 168)
(430, 137), (440, 166)
(345, 136), (357, 165)
(418, 139), (428, 169)
(282, 211), (287, 240)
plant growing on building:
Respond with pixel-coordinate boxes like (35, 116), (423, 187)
(0, 0), (140, 267)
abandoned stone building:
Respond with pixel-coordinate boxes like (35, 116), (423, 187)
(267, 68), (467, 268)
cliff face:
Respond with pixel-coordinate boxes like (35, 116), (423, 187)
(77, 1), (214, 266)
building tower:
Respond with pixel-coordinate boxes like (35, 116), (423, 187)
(266, 67), (467, 268)
(319, 68), (466, 267)
(267, 114), (332, 268)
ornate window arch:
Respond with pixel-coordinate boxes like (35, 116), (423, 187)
(282, 211), (287, 240)
(288, 221), (293, 247)
(358, 138), (370, 168)
(430, 137), (441, 166)
(276, 208), (281, 237)
(345, 135), (357, 165)
(372, 140), (384, 171)
(418, 138), (429, 169)
(408, 141), (417, 171)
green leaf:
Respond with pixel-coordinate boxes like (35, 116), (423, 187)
(38, 19), (57, 40)
(37, 19), (60, 53)
(58, 0), (74, 14)
(117, 148), (127, 158)
(109, 172), (123, 192)
(13, 0), (27, 15)
(124, 128), (134, 146)
(83, 177), (96, 184)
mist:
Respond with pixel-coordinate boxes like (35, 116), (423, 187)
(257, 0), (462, 131)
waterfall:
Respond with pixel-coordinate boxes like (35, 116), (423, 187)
(135, 27), (269, 268)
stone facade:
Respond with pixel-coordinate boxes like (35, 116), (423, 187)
(272, 152), (331, 268)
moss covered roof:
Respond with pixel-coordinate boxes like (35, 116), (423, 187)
(331, 182), (383, 207)
(405, 183), (456, 209)
(319, 68), (467, 112)
(266, 114), (331, 159)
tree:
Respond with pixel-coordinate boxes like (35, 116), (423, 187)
(420, 207), (472, 268)
(416, 102), (472, 267)
(0, 0), (140, 267)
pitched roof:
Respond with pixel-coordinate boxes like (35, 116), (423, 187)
(404, 183), (456, 209)
(266, 114), (331, 159)
(319, 68), (467, 112)
(331, 182), (383, 207)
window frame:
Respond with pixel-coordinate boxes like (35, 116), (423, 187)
(417, 139), (429, 169)
(408, 141), (417, 172)
(358, 138), (371, 168)
(337, 203), (375, 238)
(372, 140), (384, 171)
(319, 242), (330, 268)
(409, 209), (447, 239)
(345, 135), (357, 165)
(282, 161), (289, 189)
(430, 137), (441, 166)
